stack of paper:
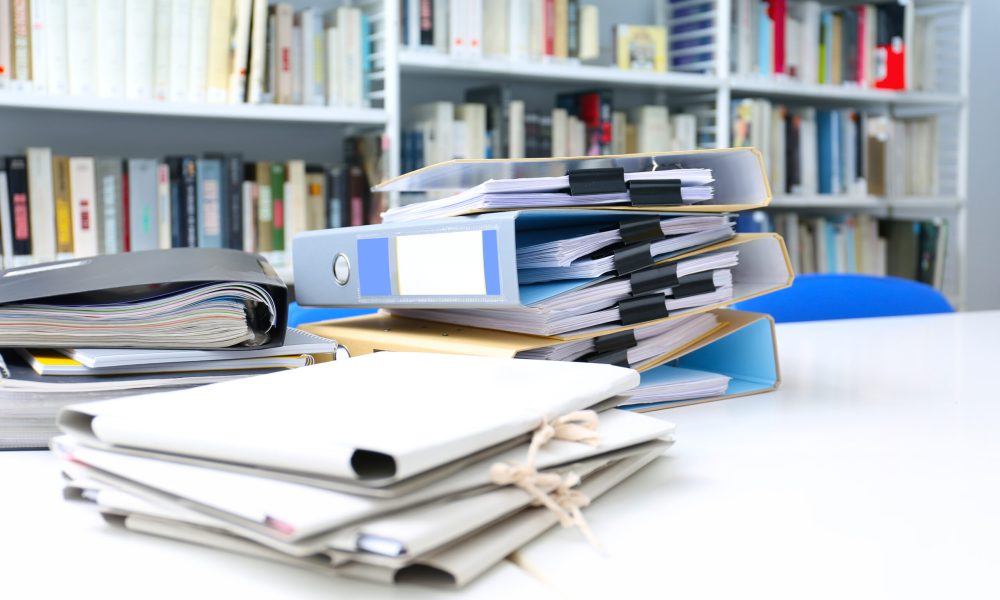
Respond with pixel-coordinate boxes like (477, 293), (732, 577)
(55, 353), (676, 588)
(293, 149), (793, 409)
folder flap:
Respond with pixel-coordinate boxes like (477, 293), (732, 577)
(374, 148), (772, 212)
(299, 314), (561, 357)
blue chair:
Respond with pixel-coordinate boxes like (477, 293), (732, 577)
(732, 274), (954, 323)
(286, 302), (377, 328)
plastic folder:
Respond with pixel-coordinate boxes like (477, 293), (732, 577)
(373, 148), (772, 215)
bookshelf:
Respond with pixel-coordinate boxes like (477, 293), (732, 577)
(0, 0), (971, 306)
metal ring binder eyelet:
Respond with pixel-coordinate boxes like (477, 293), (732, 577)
(333, 253), (351, 286)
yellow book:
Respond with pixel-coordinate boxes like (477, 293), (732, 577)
(52, 156), (74, 255)
(615, 25), (666, 72)
(553, 0), (568, 59)
(206, 0), (234, 103)
(831, 12), (842, 85)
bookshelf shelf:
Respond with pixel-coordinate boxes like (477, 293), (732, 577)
(729, 77), (965, 106)
(398, 50), (723, 92)
(770, 195), (965, 211)
(0, 92), (389, 126)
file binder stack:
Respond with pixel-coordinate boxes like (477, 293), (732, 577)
(293, 149), (793, 409)
(55, 352), (676, 588)
(0, 249), (337, 449)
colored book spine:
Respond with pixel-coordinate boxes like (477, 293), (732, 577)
(195, 158), (224, 248)
(52, 156), (74, 256)
(156, 163), (171, 248)
(68, 157), (98, 258)
(4, 156), (32, 258)
(269, 162), (285, 251)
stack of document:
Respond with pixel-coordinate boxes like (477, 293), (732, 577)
(0, 249), (341, 449)
(55, 353), (676, 588)
(293, 149), (793, 409)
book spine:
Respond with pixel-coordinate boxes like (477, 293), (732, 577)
(324, 24), (337, 106)
(311, 11), (324, 105)
(26, 147), (55, 262)
(156, 163), (171, 248)
(5, 157), (32, 258)
(507, 0), (529, 61)
(95, 0), (125, 98)
(152, 0), (171, 100)
(167, 0), (191, 102)
(166, 158), (184, 246)
(124, 0), (155, 100)
(245, 0), (268, 103)
(298, 11), (312, 105)
(188, 0), (210, 103)
(543, 0), (554, 57)
(241, 179), (255, 252)
(68, 157), (97, 257)
(52, 155), (73, 256)
(11, 0), (30, 87)
(326, 166), (342, 228)
(553, 0), (567, 59)
(66, 0), (96, 96)
(304, 170), (325, 231)
(94, 160), (117, 254)
(205, 0), (232, 103)
(182, 157), (197, 246)
(228, 0), (252, 104)
(566, 0), (578, 58)
(771, 0), (785, 75)
(226, 155), (244, 250)
(269, 162), (285, 250)
(255, 162), (272, 252)
(120, 163), (130, 251)
(275, 3), (293, 104)
(419, 0), (432, 46)
(45, 0), (68, 95)
(30, 0), (46, 91)
(285, 159), (306, 246)
(127, 159), (159, 251)
(448, 0), (463, 56)
(0, 0), (10, 90)
(195, 158), (223, 247)
(0, 171), (12, 266)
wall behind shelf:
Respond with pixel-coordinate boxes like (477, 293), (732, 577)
(966, 0), (1000, 310)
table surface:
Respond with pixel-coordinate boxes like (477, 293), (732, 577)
(3, 311), (999, 599)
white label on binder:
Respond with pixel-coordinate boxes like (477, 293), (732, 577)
(396, 231), (487, 296)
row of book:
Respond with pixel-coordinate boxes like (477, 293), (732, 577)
(400, 0), (669, 72)
(731, 97), (938, 197)
(756, 211), (947, 289)
(0, 0), (371, 108)
(732, 0), (914, 90)
(0, 137), (382, 268)
(405, 86), (699, 169)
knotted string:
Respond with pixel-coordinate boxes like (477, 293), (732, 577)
(490, 410), (602, 548)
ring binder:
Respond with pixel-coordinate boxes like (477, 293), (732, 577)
(619, 217), (668, 245)
(566, 167), (627, 196)
(618, 293), (670, 326)
(612, 242), (655, 276)
(593, 329), (638, 354)
(629, 263), (680, 296)
(627, 179), (683, 206)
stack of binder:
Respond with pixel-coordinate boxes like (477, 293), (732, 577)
(54, 352), (675, 588)
(0, 248), (336, 449)
(293, 149), (793, 410)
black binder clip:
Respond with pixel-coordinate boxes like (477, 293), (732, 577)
(671, 275), (718, 299)
(619, 216), (666, 245)
(612, 243), (655, 276)
(627, 179), (683, 206)
(566, 167), (627, 196)
(629, 263), (680, 296)
(618, 293), (670, 326)
(583, 349), (631, 368)
(593, 329), (637, 354)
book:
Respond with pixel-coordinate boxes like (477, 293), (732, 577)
(94, 158), (124, 254)
(68, 156), (98, 257)
(254, 161), (273, 252)
(95, 0), (125, 98)
(26, 147), (56, 262)
(4, 156), (32, 261)
(195, 158), (224, 248)
(156, 163), (171, 249)
(167, 0), (192, 102)
(124, 0), (154, 100)
(66, 0), (96, 96)
(45, 0), (68, 95)
(187, 0), (211, 103)
(614, 25), (667, 72)
(51, 155), (74, 256)
(207, 0), (235, 104)
(152, 0), (171, 100)
(127, 159), (159, 252)
(269, 162), (285, 251)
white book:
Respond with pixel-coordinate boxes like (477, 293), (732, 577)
(406, 0), (418, 48)
(285, 160), (306, 248)
(507, 0), (530, 60)
(309, 10), (324, 105)
(65, 0), (95, 96)
(551, 107), (568, 157)
(187, 0), (210, 103)
(299, 9), (315, 105)
(0, 0), (10, 90)
(635, 106), (669, 154)
(324, 25), (338, 106)
(448, 0), (465, 57)
(529, 0), (544, 59)
(483, 0), (507, 57)
(508, 99), (525, 159)
(124, 0), (155, 100)
(671, 114), (697, 151)
(411, 101), (454, 165)
(152, 0), (171, 101)
(156, 163), (171, 249)
(29, 0), (47, 91)
(168, 0), (192, 102)
(241, 180), (255, 252)
(0, 172), (12, 267)
(95, 0), (125, 98)
(57, 352), (639, 484)
(68, 157), (99, 258)
(205, 0), (232, 103)
(228, 0), (252, 104)
(465, 0), (483, 59)
(291, 22), (302, 104)
(337, 7), (361, 108)
(45, 0), (68, 95)
(245, 0), (267, 103)
(26, 147), (56, 263)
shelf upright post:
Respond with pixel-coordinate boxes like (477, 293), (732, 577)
(715, 0), (733, 148)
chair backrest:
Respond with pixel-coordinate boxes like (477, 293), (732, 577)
(286, 303), (377, 328)
(733, 274), (954, 323)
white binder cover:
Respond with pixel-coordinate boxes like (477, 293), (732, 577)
(57, 352), (639, 485)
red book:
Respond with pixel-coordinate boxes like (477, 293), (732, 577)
(544, 0), (555, 56)
(121, 168), (131, 252)
(874, 3), (906, 90)
(769, 0), (786, 75)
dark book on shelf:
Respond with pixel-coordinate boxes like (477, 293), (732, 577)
(326, 166), (345, 229)
(567, 0), (580, 58)
(785, 111), (801, 194)
(4, 156), (32, 258)
(165, 156), (198, 248)
(205, 153), (245, 250)
(884, 220), (919, 280)
(419, 0), (433, 46)
(253, 162), (273, 253)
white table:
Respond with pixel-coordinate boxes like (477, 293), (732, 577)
(3, 311), (999, 599)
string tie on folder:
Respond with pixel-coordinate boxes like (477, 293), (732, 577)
(490, 410), (602, 549)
